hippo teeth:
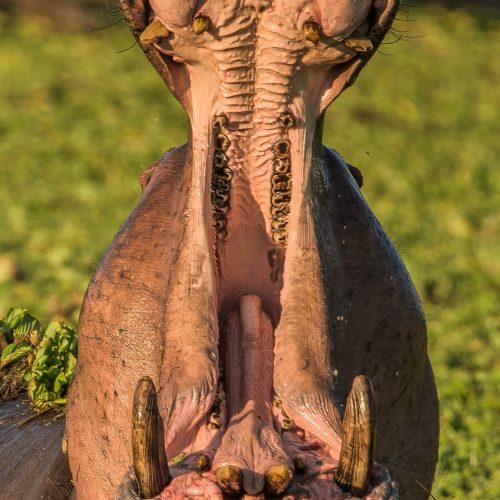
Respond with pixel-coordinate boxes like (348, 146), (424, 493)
(132, 377), (171, 498)
(139, 18), (170, 45)
(335, 375), (376, 497)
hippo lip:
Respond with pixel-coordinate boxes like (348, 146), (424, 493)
(66, 0), (439, 498)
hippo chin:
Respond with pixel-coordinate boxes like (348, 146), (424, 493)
(66, 0), (439, 498)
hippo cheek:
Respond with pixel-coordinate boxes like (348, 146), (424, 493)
(66, 0), (438, 499)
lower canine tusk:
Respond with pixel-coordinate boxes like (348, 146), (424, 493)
(132, 376), (171, 498)
(335, 375), (376, 497)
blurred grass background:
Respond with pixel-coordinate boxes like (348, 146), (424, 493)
(0, 1), (498, 497)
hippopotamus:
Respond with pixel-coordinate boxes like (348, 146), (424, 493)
(66, 0), (439, 498)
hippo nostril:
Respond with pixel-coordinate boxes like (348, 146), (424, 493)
(303, 22), (320, 45)
(193, 15), (210, 35)
(216, 465), (242, 494)
(265, 464), (292, 496)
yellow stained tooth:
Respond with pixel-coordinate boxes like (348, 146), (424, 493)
(139, 18), (170, 45)
(196, 454), (211, 472)
(303, 22), (320, 45)
(193, 15), (210, 35)
(334, 375), (375, 497)
(132, 377), (171, 498)
(266, 464), (292, 495)
(216, 466), (242, 493)
(344, 32), (374, 53)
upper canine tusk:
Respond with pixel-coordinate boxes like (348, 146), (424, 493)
(303, 22), (320, 45)
(343, 32), (374, 53)
(139, 18), (170, 45)
(132, 376), (171, 498)
(335, 375), (376, 497)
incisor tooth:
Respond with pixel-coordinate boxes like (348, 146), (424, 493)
(265, 464), (292, 495)
(216, 465), (242, 493)
(193, 15), (210, 35)
(303, 22), (320, 45)
(344, 32), (374, 53)
(139, 18), (170, 45)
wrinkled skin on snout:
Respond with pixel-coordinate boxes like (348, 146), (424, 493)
(66, 0), (439, 498)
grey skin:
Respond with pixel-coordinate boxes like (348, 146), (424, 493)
(313, 139), (439, 498)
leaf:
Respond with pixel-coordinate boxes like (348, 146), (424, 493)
(2, 307), (28, 331)
(0, 344), (33, 368)
(53, 372), (68, 393)
(1, 342), (18, 361)
(58, 337), (70, 354)
(3, 309), (78, 412)
(34, 352), (49, 367)
(13, 313), (42, 345)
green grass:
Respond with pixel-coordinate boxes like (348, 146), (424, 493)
(0, 4), (499, 498)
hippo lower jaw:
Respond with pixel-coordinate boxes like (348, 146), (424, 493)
(123, 367), (396, 500)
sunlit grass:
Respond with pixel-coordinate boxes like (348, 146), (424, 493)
(0, 4), (498, 497)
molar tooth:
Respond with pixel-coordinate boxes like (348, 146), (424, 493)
(213, 113), (229, 129)
(193, 15), (210, 35)
(215, 133), (231, 152)
(132, 377), (171, 498)
(216, 465), (242, 494)
(335, 375), (376, 497)
(279, 112), (295, 128)
(272, 139), (291, 158)
(343, 32), (374, 53)
(303, 22), (320, 45)
(139, 18), (170, 45)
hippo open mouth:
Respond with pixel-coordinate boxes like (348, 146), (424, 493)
(66, 1), (439, 498)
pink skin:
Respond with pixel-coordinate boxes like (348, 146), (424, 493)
(67, 0), (438, 498)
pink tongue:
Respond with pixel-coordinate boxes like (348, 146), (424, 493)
(222, 294), (275, 419)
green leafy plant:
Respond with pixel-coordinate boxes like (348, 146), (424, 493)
(26, 320), (77, 410)
(0, 307), (78, 412)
